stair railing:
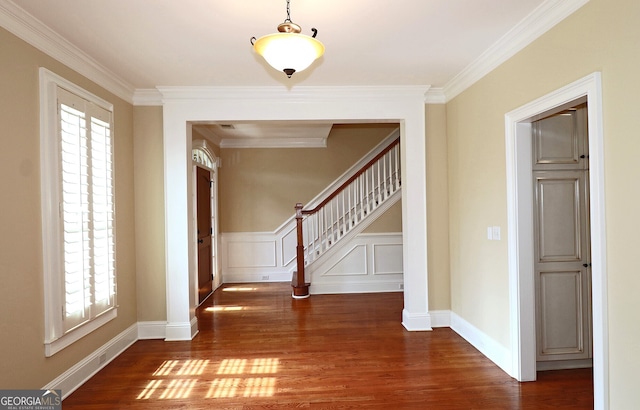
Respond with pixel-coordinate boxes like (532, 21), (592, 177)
(292, 137), (401, 297)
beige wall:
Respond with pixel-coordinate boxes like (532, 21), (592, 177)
(218, 123), (399, 232)
(133, 106), (166, 321)
(446, 0), (640, 405)
(425, 104), (451, 311)
(0, 27), (137, 388)
(363, 200), (402, 233)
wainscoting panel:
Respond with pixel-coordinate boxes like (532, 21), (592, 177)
(322, 244), (368, 276)
(222, 232), (292, 283)
(310, 233), (403, 294)
(221, 231), (403, 292)
(227, 238), (277, 268)
(373, 243), (403, 275)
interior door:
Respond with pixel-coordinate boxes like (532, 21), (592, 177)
(196, 166), (213, 304)
(532, 105), (592, 370)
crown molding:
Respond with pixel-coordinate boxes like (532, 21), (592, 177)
(219, 136), (327, 149)
(140, 85), (433, 107)
(443, 0), (590, 102)
(156, 85), (431, 104)
(425, 88), (446, 104)
(192, 123), (331, 149)
(132, 88), (163, 106)
(2, 0), (589, 107)
(0, 1), (135, 103)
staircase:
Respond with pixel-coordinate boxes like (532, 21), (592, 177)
(292, 135), (401, 298)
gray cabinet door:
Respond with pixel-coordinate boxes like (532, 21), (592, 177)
(532, 104), (592, 368)
(533, 171), (591, 363)
(532, 105), (588, 171)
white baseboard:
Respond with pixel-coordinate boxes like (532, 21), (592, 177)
(223, 270), (291, 283)
(450, 312), (511, 375)
(429, 310), (451, 328)
(402, 309), (433, 331)
(311, 281), (403, 295)
(43, 323), (138, 400)
(190, 316), (199, 339)
(137, 321), (167, 340)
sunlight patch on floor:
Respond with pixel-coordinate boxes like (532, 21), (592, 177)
(137, 380), (162, 400)
(153, 360), (178, 376)
(138, 358), (280, 400)
(206, 377), (276, 398)
(251, 358), (279, 374)
(206, 378), (241, 398)
(217, 359), (247, 375)
(158, 379), (197, 399)
(177, 359), (209, 376)
(243, 377), (276, 397)
(222, 286), (258, 292)
(204, 305), (245, 312)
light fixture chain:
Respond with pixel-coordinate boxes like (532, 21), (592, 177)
(285, 0), (292, 23)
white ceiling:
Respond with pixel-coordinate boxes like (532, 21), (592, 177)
(193, 121), (335, 148)
(4, 0), (585, 143)
(10, 0), (548, 90)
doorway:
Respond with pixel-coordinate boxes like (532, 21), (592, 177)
(504, 73), (607, 407)
(531, 104), (592, 371)
(196, 166), (213, 304)
(193, 140), (220, 305)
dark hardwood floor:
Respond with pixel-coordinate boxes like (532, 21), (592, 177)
(63, 283), (593, 409)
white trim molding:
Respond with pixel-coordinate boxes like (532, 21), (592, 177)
(504, 72), (607, 409)
(160, 85), (431, 336)
(429, 310), (452, 328)
(164, 316), (199, 342)
(402, 310), (433, 331)
(137, 321), (167, 340)
(39, 67), (118, 357)
(132, 88), (163, 106)
(450, 312), (512, 375)
(2, 0), (588, 106)
(424, 88), (446, 104)
(0, 1), (134, 102)
(443, 0), (590, 101)
(43, 324), (137, 400)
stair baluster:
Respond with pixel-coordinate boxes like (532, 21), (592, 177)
(292, 137), (401, 298)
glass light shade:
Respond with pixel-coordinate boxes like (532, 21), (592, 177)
(253, 32), (324, 75)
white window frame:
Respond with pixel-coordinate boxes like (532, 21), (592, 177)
(39, 68), (117, 357)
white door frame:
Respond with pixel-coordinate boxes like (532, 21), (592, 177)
(192, 140), (221, 292)
(160, 86), (432, 343)
(505, 72), (608, 409)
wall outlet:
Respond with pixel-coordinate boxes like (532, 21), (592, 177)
(262, 275), (269, 281)
(399, 283), (404, 290)
(99, 353), (107, 364)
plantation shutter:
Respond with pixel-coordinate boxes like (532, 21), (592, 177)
(57, 87), (116, 334)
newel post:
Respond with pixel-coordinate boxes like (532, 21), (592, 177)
(292, 203), (310, 298)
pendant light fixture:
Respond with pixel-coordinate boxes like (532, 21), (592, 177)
(250, 0), (325, 78)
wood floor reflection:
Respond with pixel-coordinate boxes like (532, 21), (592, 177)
(63, 283), (593, 409)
